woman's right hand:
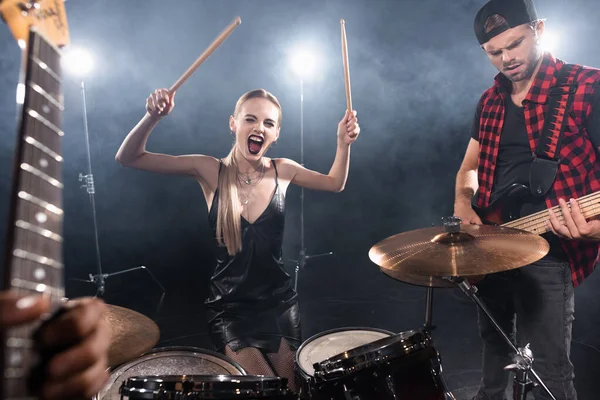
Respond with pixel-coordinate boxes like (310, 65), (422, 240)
(146, 88), (175, 119)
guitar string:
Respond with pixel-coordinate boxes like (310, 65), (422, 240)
(503, 192), (600, 232)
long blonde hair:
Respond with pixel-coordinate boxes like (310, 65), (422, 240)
(216, 89), (282, 255)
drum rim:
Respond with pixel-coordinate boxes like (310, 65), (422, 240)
(109, 345), (246, 375)
(125, 374), (284, 382)
(295, 326), (394, 377)
(315, 329), (433, 381)
(96, 346), (246, 400)
(121, 374), (290, 397)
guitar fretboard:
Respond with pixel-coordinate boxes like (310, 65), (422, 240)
(2, 27), (65, 399)
(503, 192), (600, 234)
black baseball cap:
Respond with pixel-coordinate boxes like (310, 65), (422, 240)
(474, 0), (540, 45)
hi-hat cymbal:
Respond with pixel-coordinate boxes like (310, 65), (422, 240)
(104, 305), (160, 367)
(369, 224), (549, 287)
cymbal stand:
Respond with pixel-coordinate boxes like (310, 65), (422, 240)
(291, 79), (333, 292)
(423, 287), (435, 332)
(421, 216), (461, 333)
(73, 81), (165, 299)
(445, 277), (556, 400)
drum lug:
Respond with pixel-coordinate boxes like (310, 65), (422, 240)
(343, 384), (359, 400)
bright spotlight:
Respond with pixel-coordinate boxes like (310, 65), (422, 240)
(541, 31), (559, 53)
(290, 48), (319, 79)
(63, 47), (94, 76)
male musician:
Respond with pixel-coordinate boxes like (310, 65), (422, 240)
(0, 292), (111, 399)
(454, 0), (600, 398)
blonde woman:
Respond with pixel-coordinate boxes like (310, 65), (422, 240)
(115, 88), (359, 387)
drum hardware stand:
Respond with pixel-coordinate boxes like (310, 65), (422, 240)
(71, 81), (166, 299)
(505, 344), (536, 400)
(342, 384), (357, 400)
(423, 286), (435, 332)
(423, 214), (441, 330)
(444, 276), (556, 400)
(291, 79), (333, 292)
(420, 216), (461, 333)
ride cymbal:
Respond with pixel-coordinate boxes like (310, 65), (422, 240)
(369, 223), (549, 286)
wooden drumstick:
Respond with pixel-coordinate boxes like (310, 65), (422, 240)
(340, 19), (352, 112)
(169, 16), (242, 94)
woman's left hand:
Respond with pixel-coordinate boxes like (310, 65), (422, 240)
(337, 110), (360, 145)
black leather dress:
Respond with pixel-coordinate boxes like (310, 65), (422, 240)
(205, 160), (301, 354)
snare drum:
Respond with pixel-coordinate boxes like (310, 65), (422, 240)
(120, 375), (295, 399)
(313, 330), (455, 400)
(95, 346), (245, 400)
(295, 327), (394, 399)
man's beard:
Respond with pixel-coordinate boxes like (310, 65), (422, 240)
(504, 45), (543, 82)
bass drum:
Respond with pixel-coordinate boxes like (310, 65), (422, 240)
(94, 346), (245, 400)
(295, 327), (394, 399)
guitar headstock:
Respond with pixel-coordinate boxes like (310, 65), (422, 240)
(0, 0), (70, 47)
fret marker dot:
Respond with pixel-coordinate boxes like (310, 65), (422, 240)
(42, 104), (51, 114)
(35, 212), (48, 223)
(34, 268), (46, 280)
(35, 283), (46, 293)
(9, 351), (22, 366)
(39, 158), (49, 168)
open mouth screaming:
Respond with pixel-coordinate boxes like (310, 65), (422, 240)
(248, 134), (264, 155)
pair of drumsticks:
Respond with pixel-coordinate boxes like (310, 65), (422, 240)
(169, 17), (353, 112)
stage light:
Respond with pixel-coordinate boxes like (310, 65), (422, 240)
(541, 30), (559, 53)
(63, 47), (94, 76)
(290, 48), (319, 79)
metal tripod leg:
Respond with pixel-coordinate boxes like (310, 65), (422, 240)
(445, 277), (556, 400)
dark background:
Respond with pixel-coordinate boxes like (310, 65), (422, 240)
(1, 0), (599, 398)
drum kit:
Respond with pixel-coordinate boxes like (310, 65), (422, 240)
(96, 217), (558, 400)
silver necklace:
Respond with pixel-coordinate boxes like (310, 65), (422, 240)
(237, 162), (265, 185)
(237, 175), (258, 206)
(238, 180), (251, 205)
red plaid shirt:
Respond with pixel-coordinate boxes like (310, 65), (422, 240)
(474, 53), (600, 286)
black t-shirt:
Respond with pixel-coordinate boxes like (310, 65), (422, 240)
(470, 83), (600, 260)
(482, 98), (535, 203)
